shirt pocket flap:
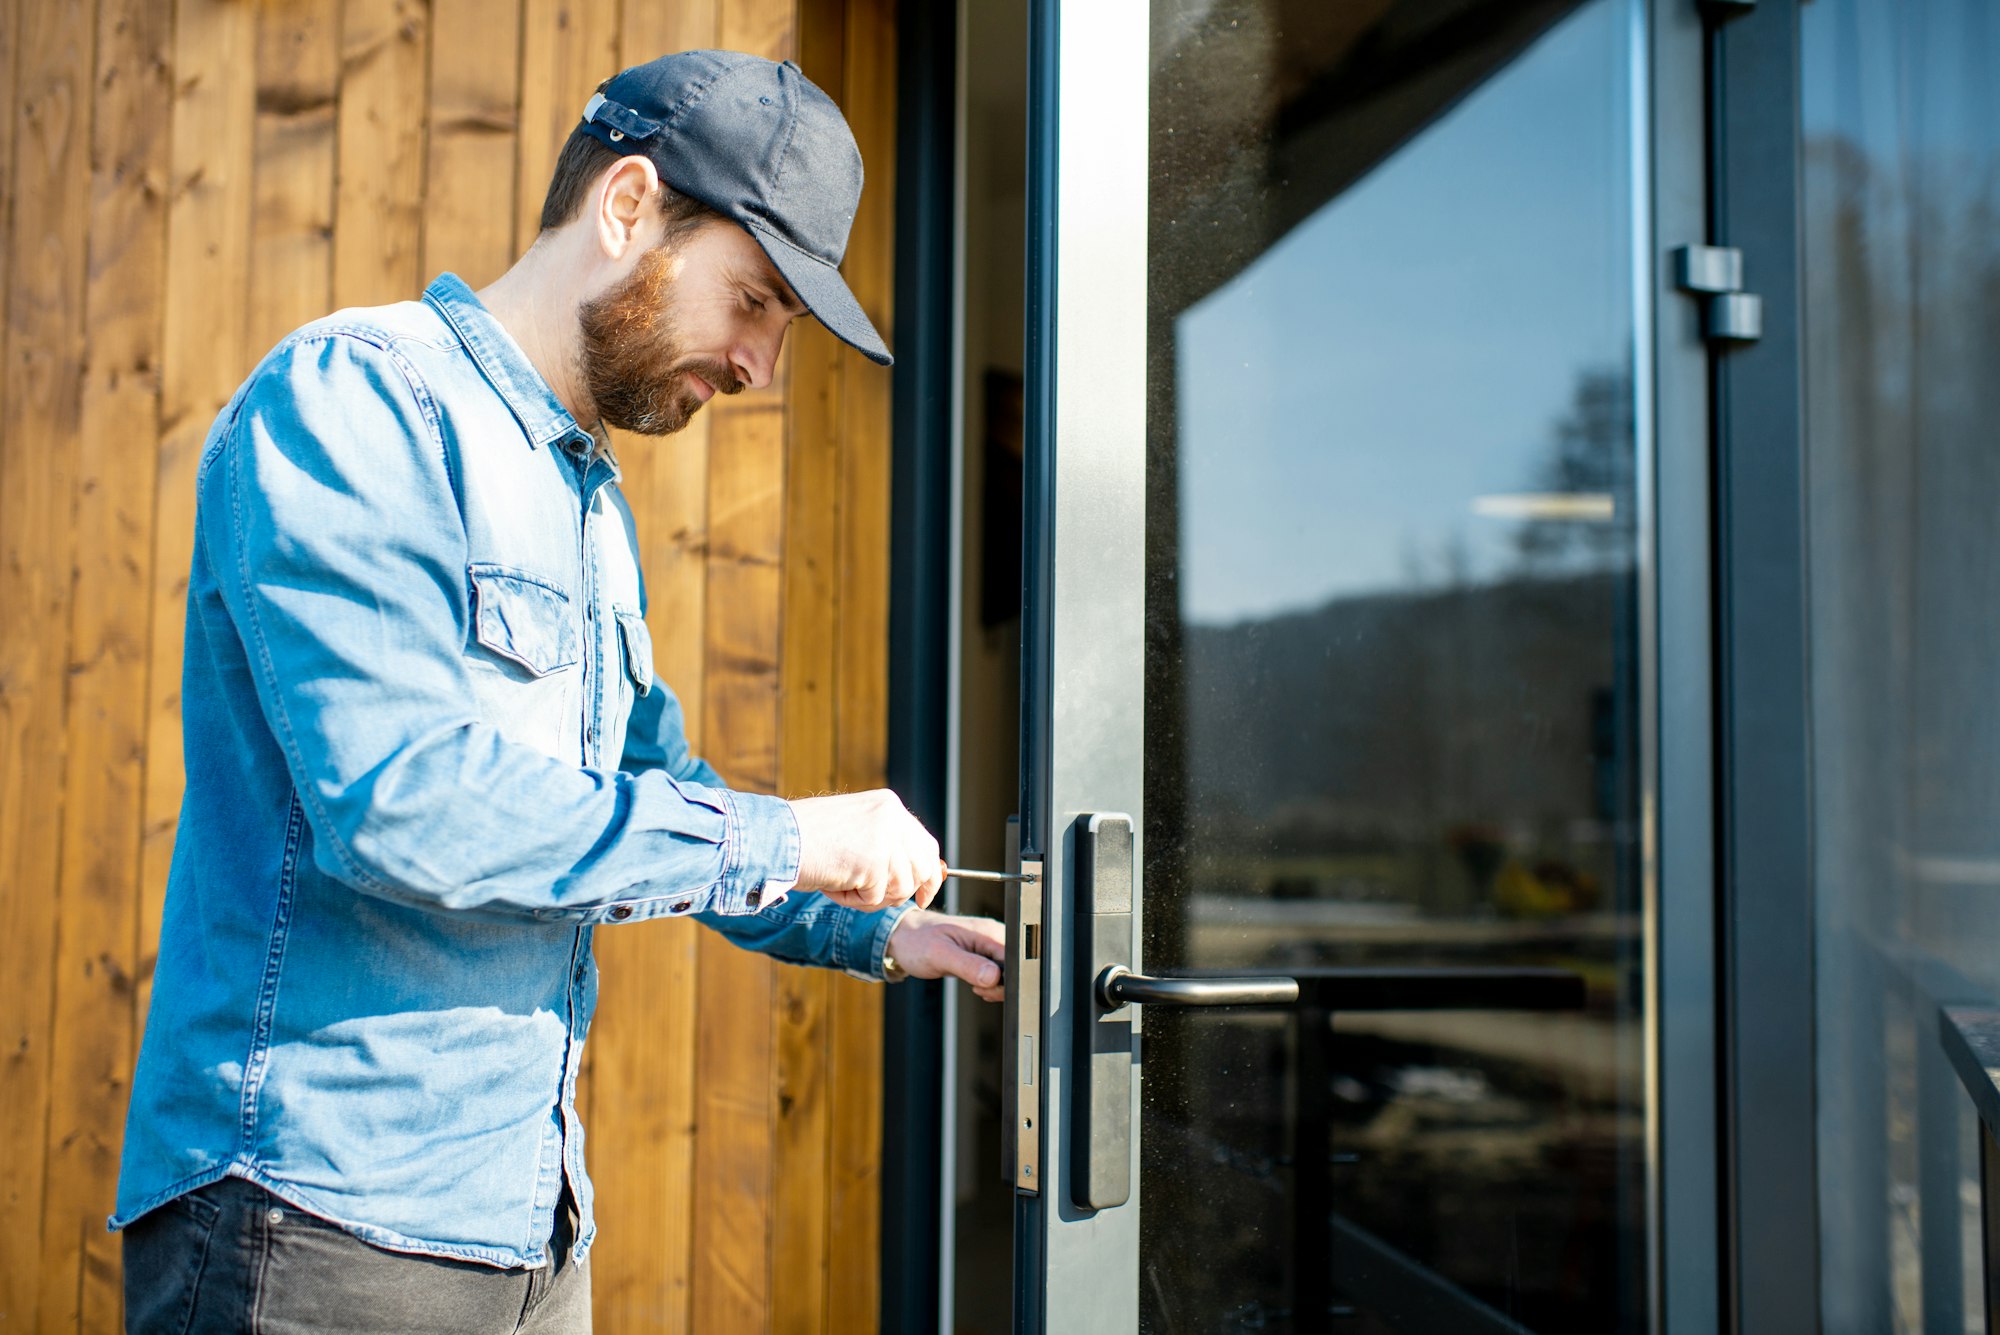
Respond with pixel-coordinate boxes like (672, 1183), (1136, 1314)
(615, 610), (654, 697)
(469, 563), (578, 677)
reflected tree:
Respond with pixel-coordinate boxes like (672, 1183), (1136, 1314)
(1512, 365), (1635, 575)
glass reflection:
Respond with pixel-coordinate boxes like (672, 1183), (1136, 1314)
(1141, 0), (1647, 1330)
(1802, 0), (2000, 1329)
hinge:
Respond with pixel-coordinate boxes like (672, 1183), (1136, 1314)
(1674, 244), (1763, 344)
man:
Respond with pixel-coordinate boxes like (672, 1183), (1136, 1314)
(113, 50), (1002, 1333)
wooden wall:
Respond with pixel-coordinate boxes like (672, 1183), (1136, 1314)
(0, 0), (898, 1329)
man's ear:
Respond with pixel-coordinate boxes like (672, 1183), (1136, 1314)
(592, 156), (661, 262)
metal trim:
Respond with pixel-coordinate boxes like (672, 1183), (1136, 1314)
(882, 0), (961, 1327)
(1646, 0), (1725, 1328)
(1019, 0), (1150, 1329)
(1707, 1), (1821, 1329)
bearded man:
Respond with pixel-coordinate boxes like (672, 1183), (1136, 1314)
(111, 50), (1001, 1334)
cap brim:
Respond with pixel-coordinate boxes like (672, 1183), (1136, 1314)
(747, 223), (893, 367)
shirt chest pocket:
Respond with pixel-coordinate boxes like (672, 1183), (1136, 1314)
(614, 611), (654, 697)
(469, 563), (579, 677)
(603, 609), (654, 763)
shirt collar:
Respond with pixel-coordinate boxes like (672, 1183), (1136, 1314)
(422, 273), (582, 452)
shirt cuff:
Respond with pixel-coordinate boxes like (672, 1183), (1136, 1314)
(713, 790), (801, 915)
(841, 899), (913, 981)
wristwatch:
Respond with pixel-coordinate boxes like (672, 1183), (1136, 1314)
(882, 950), (908, 983)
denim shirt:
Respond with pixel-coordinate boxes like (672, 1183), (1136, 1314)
(111, 274), (907, 1267)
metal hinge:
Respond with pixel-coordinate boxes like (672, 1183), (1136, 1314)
(1674, 244), (1763, 344)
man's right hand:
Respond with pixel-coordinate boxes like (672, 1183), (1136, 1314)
(790, 791), (944, 912)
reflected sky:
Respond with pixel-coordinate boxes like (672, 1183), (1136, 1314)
(1175, 0), (1634, 625)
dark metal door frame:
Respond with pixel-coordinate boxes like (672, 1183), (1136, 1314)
(881, 0), (960, 1330)
(1704, 3), (1821, 1332)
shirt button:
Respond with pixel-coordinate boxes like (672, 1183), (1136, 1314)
(672, 900), (692, 913)
(745, 889), (762, 910)
(266, 1208), (285, 1225)
(609, 905), (633, 921)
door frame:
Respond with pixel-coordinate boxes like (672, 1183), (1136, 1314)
(1012, 0), (1150, 1330)
(1705, 3), (1820, 1331)
(882, 0), (1824, 1330)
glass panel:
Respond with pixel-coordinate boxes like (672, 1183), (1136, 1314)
(1802, 2), (2000, 1330)
(1140, 0), (1648, 1330)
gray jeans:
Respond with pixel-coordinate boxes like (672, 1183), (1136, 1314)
(121, 1177), (590, 1335)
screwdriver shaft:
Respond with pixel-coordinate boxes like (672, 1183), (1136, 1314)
(941, 866), (1038, 883)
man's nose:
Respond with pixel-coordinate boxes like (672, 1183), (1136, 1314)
(729, 326), (786, 391)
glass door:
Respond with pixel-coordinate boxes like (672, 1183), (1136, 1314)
(1010, 0), (1705, 1329)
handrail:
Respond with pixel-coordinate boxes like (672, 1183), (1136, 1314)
(1937, 1007), (2000, 1329)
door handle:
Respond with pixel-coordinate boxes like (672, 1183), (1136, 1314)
(1064, 813), (1587, 1214)
(1067, 816), (1296, 1213)
(1094, 965), (1298, 1008)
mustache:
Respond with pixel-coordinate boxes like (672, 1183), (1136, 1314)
(681, 358), (744, 396)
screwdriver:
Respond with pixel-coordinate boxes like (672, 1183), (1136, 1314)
(939, 865), (1039, 884)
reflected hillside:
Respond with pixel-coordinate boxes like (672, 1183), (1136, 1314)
(1179, 568), (1630, 927)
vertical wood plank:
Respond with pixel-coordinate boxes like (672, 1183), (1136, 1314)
(694, 378), (789, 1334)
(424, 0), (522, 286)
(37, 1), (174, 1325)
(694, 7), (799, 1324)
(833, 0), (895, 803)
(589, 911), (705, 1335)
(333, 0), (428, 307)
(250, 0), (339, 357)
(0, 1), (95, 1326)
(514, 0), (620, 256)
(771, 278), (844, 1335)
(587, 0), (721, 1327)
(771, 5), (852, 1329)
(0, 0), (18, 434)
(829, 0), (899, 1325)
(143, 0), (257, 1060)
(826, 976), (887, 1332)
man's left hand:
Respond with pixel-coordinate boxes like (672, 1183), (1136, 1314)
(885, 908), (1005, 1002)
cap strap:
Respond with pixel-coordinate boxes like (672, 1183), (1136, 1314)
(580, 93), (664, 143)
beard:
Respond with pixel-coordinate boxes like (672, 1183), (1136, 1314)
(576, 243), (743, 436)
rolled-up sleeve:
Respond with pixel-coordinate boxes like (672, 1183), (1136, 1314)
(202, 332), (795, 923)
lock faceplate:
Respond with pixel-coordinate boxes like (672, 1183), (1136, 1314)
(1003, 845), (1044, 1195)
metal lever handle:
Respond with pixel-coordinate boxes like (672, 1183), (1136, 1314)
(1095, 965), (1300, 1009)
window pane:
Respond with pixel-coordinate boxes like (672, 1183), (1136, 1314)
(1804, 2), (2000, 1330)
(1140, 0), (1650, 1328)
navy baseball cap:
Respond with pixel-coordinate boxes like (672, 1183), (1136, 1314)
(578, 50), (891, 366)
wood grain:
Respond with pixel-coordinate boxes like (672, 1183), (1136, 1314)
(333, 0), (428, 307)
(770, 4), (854, 1327)
(423, 0), (522, 287)
(0, 0), (16, 434)
(250, 0), (338, 359)
(34, 1), (174, 1326)
(694, 373), (790, 1332)
(0, 1), (95, 1326)
(514, 0), (620, 256)
(0, 0), (905, 1325)
(829, 0), (900, 1323)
